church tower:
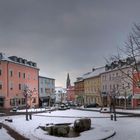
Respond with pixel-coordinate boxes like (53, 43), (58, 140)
(66, 73), (71, 89)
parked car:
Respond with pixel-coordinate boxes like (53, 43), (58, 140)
(100, 107), (110, 113)
(65, 104), (70, 109)
(58, 104), (67, 110)
(12, 106), (18, 112)
(84, 103), (99, 108)
(67, 102), (77, 108)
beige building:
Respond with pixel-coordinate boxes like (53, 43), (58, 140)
(83, 67), (105, 106)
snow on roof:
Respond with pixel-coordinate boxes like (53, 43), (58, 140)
(55, 87), (66, 93)
(0, 53), (11, 61)
(83, 66), (105, 79)
(0, 52), (39, 69)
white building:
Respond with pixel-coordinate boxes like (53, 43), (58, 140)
(39, 76), (55, 107)
(55, 87), (67, 103)
(100, 59), (133, 108)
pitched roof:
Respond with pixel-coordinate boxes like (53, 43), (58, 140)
(83, 66), (105, 79)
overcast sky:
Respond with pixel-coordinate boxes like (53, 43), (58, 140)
(0, 0), (140, 87)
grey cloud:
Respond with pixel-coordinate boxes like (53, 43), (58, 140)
(0, 0), (140, 86)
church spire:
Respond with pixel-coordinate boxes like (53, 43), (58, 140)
(66, 73), (71, 89)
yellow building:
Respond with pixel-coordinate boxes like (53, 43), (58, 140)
(83, 67), (105, 106)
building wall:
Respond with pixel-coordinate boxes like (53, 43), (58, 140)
(74, 80), (84, 105)
(0, 58), (39, 109)
(101, 67), (133, 107)
(55, 87), (67, 103)
(39, 76), (55, 106)
(66, 86), (75, 102)
(39, 77), (55, 97)
(84, 76), (101, 106)
(133, 72), (140, 108)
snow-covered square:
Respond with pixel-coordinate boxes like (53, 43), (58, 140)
(1, 108), (140, 140)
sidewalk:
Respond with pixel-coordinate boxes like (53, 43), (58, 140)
(76, 107), (140, 116)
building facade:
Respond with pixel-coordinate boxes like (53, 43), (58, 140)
(66, 86), (75, 102)
(0, 53), (39, 109)
(39, 76), (55, 107)
(55, 87), (67, 103)
(132, 71), (140, 108)
(83, 67), (105, 106)
(74, 77), (84, 106)
(101, 59), (133, 108)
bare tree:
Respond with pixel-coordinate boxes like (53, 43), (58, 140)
(108, 23), (140, 87)
(105, 23), (140, 110)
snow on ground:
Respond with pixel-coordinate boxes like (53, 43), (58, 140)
(1, 109), (115, 140)
(80, 106), (140, 114)
(12, 107), (48, 112)
(0, 127), (14, 140)
(109, 117), (140, 140)
(2, 108), (140, 140)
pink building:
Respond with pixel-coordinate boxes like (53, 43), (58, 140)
(0, 53), (39, 109)
(66, 86), (75, 102)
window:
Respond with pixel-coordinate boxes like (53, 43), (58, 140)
(104, 75), (106, 81)
(32, 98), (36, 103)
(23, 73), (25, 79)
(41, 88), (43, 93)
(113, 84), (115, 89)
(0, 84), (2, 90)
(128, 83), (130, 88)
(0, 97), (4, 107)
(21, 98), (25, 105)
(9, 70), (13, 77)
(103, 85), (104, 90)
(19, 84), (21, 90)
(105, 85), (107, 90)
(18, 72), (21, 78)
(45, 88), (47, 93)
(110, 85), (112, 90)
(109, 74), (111, 80)
(117, 84), (119, 89)
(10, 99), (14, 106)
(112, 74), (115, 80)
(10, 82), (13, 90)
(0, 69), (2, 76)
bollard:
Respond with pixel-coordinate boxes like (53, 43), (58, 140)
(114, 113), (117, 121)
(110, 114), (113, 120)
(29, 114), (32, 120)
(0, 123), (2, 129)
